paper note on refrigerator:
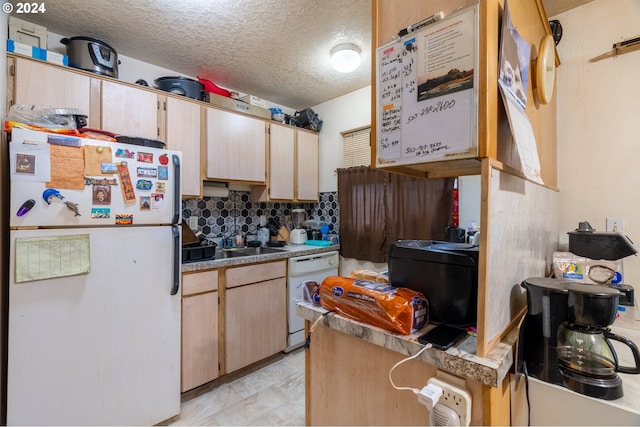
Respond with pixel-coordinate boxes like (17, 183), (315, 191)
(14, 234), (90, 283)
(46, 144), (85, 190)
(10, 139), (51, 182)
(84, 145), (113, 176)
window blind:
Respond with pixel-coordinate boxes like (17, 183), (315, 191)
(342, 128), (371, 167)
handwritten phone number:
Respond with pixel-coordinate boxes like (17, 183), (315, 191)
(3, 2), (46, 13)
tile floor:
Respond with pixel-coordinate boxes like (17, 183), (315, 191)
(167, 349), (305, 426)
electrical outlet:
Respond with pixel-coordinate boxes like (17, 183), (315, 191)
(187, 216), (198, 229)
(427, 377), (472, 427)
(606, 217), (624, 233)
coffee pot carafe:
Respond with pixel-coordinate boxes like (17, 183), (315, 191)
(557, 323), (640, 399)
(558, 324), (640, 375)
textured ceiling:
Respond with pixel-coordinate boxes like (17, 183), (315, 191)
(22, 0), (372, 111)
(20, 0), (590, 111)
(543, 0), (595, 17)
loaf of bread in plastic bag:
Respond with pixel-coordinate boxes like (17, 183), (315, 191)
(348, 269), (389, 284)
(319, 276), (428, 335)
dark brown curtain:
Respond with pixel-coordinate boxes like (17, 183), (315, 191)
(337, 166), (387, 262)
(385, 172), (453, 242)
(338, 166), (453, 263)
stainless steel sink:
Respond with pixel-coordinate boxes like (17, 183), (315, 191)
(218, 246), (286, 258)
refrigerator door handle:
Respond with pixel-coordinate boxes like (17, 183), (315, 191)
(171, 225), (180, 295)
(172, 154), (181, 225)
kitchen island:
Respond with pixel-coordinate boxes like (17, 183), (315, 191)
(297, 302), (515, 426)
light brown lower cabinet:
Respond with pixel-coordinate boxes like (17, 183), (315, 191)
(225, 261), (287, 374)
(181, 271), (219, 392)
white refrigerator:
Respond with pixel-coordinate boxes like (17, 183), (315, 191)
(7, 127), (182, 425)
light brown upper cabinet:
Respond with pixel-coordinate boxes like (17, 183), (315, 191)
(10, 56), (93, 122)
(296, 130), (319, 201)
(251, 124), (319, 202)
(267, 123), (296, 200)
(163, 96), (203, 198)
(101, 80), (159, 140)
(205, 107), (266, 184)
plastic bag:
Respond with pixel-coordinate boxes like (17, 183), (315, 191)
(320, 276), (428, 334)
(553, 251), (620, 285)
(5, 104), (80, 133)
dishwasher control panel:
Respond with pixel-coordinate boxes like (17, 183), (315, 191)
(288, 251), (339, 276)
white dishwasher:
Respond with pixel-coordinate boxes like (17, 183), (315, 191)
(286, 251), (339, 352)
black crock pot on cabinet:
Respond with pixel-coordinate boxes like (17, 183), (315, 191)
(155, 76), (205, 101)
(61, 36), (120, 78)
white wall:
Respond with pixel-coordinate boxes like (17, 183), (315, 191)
(555, 0), (640, 284)
(47, 31), (295, 115)
(312, 85), (371, 192)
(459, 175), (481, 234)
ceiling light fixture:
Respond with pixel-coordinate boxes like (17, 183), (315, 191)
(330, 43), (361, 73)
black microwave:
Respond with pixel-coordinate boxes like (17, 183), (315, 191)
(387, 240), (479, 327)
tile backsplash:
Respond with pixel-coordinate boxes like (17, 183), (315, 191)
(182, 191), (339, 239)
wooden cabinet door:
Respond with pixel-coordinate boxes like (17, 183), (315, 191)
(181, 291), (218, 392)
(205, 108), (266, 183)
(225, 277), (287, 373)
(268, 124), (295, 200)
(165, 96), (202, 197)
(296, 130), (319, 201)
(101, 80), (158, 139)
(13, 57), (91, 114)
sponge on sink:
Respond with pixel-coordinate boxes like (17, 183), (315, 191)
(305, 240), (332, 246)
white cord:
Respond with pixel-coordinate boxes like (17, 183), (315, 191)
(388, 343), (433, 394)
(309, 312), (328, 333)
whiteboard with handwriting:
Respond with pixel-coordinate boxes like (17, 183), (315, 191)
(376, 6), (478, 167)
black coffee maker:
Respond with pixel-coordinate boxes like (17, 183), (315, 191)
(520, 277), (640, 400)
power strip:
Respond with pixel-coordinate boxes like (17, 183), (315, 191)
(427, 377), (472, 427)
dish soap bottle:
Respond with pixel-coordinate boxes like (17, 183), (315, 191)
(257, 227), (270, 247)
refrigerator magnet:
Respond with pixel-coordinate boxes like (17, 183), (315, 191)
(16, 199), (36, 216)
(136, 179), (153, 190)
(101, 163), (118, 174)
(91, 208), (110, 219)
(159, 154), (169, 165)
(115, 214), (133, 225)
(150, 193), (164, 211)
(140, 196), (151, 211)
(157, 166), (168, 180)
(43, 188), (64, 204)
(93, 185), (111, 205)
(137, 167), (157, 178)
(155, 182), (166, 192)
(137, 152), (153, 163)
(115, 148), (135, 159)
(15, 153), (36, 174)
(117, 163), (136, 203)
(85, 177), (118, 186)
(63, 201), (81, 216)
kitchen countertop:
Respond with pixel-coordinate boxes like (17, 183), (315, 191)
(181, 243), (340, 272)
(511, 302), (640, 425)
(296, 301), (515, 388)
(598, 303), (640, 415)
